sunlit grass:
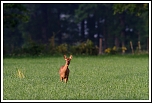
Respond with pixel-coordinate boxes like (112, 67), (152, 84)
(3, 55), (149, 100)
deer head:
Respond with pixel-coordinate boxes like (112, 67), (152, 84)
(64, 55), (72, 66)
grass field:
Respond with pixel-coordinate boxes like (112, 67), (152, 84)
(3, 54), (149, 100)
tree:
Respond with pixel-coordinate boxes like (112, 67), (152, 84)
(3, 3), (29, 55)
(75, 3), (149, 54)
(113, 3), (148, 16)
(113, 3), (149, 51)
(3, 3), (29, 28)
(75, 4), (120, 49)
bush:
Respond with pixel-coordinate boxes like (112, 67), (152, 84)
(70, 39), (98, 55)
(55, 43), (68, 54)
(104, 46), (127, 55)
(21, 41), (45, 56)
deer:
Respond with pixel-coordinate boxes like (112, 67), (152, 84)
(59, 55), (72, 83)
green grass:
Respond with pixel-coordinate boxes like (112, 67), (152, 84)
(3, 55), (149, 100)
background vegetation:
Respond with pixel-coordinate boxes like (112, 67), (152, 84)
(3, 3), (149, 56)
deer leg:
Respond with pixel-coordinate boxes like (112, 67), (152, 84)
(64, 77), (68, 83)
(60, 76), (63, 82)
(64, 78), (67, 83)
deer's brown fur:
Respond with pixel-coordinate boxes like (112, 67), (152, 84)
(59, 55), (72, 83)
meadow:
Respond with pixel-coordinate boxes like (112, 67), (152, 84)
(3, 54), (149, 101)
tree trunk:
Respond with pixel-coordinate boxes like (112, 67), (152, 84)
(41, 4), (48, 44)
(119, 13), (125, 54)
(57, 9), (62, 44)
(147, 37), (149, 53)
(103, 22), (107, 50)
(99, 38), (102, 55)
(115, 37), (119, 48)
(81, 20), (85, 41)
(87, 16), (95, 42)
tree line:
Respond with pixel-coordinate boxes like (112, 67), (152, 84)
(3, 3), (149, 56)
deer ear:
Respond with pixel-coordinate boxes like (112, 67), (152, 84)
(69, 55), (72, 59)
(64, 55), (67, 59)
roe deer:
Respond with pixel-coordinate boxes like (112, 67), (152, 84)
(59, 55), (72, 83)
